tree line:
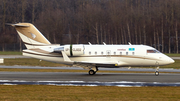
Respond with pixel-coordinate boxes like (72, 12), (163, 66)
(1, 0), (180, 53)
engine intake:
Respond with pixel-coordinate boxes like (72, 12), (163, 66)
(64, 45), (84, 56)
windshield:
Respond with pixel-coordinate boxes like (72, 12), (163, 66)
(147, 50), (160, 53)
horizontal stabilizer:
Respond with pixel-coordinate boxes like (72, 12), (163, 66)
(6, 23), (29, 27)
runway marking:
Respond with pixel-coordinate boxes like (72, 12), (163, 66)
(0, 80), (180, 87)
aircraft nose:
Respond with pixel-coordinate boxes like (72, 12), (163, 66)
(169, 58), (175, 64)
(160, 54), (175, 65)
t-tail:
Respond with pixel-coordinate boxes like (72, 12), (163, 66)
(9, 23), (51, 49)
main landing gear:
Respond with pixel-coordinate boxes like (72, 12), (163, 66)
(89, 70), (96, 75)
(88, 67), (98, 75)
(155, 67), (159, 76)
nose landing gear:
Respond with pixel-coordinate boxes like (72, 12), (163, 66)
(155, 67), (159, 76)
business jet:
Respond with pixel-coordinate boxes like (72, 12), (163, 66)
(9, 23), (174, 76)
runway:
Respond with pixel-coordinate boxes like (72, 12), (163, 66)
(0, 55), (179, 86)
(0, 72), (180, 86)
(0, 65), (180, 73)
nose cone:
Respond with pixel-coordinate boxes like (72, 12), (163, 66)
(169, 58), (175, 64)
(159, 54), (175, 65)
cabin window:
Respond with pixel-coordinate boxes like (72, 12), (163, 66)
(126, 52), (128, 55)
(101, 52), (103, 55)
(120, 52), (122, 55)
(107, 52), (110, 55)
(147, 50), (160, 53)
(132, 52), (135, 55)
(95, 51), (97, 55)
(114, 52), (116, 55)
(89, 52), (91, 55)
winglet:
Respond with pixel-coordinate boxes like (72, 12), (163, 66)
(61, 51), (72, 62)
(128, 42), (132, 45)
(88, 42), (92, 45)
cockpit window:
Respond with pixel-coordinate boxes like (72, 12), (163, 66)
(147, 50), (160, 53)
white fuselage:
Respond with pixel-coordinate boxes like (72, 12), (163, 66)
(11, 23), (174, 75)
(22, 44), (174, 68)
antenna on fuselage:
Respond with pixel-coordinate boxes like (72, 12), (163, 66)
(103, 42), (106, 45)
(88, 42), (92, 45)
(128, 42), (132, 45)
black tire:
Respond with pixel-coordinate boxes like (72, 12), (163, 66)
(89, 70), (95, 75)
(155, 71), (159, 76)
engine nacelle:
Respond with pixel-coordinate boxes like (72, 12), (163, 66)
(64, 45), (84, 56)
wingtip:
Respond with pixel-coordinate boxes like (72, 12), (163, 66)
(5, 23), (14, 26)
(6, 23), (30, 27)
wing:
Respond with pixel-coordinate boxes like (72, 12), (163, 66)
(61, 51), (127, 69)
(73, 61), (116, 70)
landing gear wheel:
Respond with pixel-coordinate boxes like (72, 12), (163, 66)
(89, 70), (95, 75)
(155, 71), (159, 76)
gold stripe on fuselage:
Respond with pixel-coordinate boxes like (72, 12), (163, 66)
(23, 49), (161, 61)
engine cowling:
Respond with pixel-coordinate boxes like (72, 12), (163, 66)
(64, 45), (84, 56)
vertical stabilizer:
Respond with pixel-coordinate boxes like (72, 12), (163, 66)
(10, 23), (51, 49)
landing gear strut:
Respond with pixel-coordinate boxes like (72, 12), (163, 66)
(155, 67), (159, 76)
(88, 66), (98, 75)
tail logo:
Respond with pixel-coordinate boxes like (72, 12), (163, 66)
(31, 33), (36, 39)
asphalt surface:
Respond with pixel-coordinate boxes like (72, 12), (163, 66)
(0, 65), (180, 73)
(0, 72), (179, 86)
(0, 72), (179, 82)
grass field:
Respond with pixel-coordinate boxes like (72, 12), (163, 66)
(2, 58), (180, 69)
(0, 86), (179, 101)
(0, 51), (22, 55)
(3, 58), (67, 67)
(165, 53), (180, 57)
